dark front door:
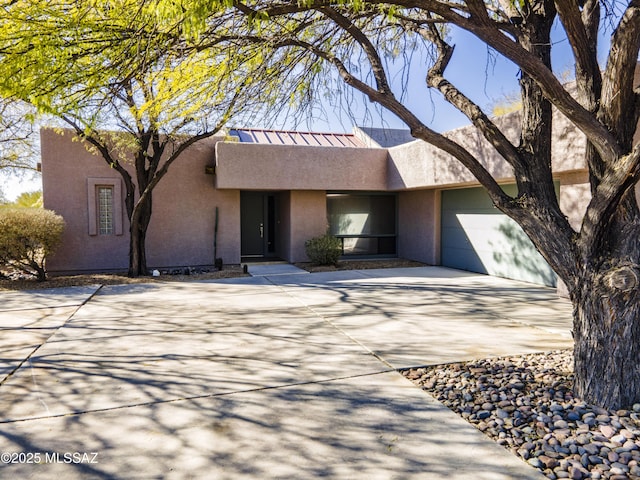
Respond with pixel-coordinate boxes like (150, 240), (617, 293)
(241, 192), (276, 258)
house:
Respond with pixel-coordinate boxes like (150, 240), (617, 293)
(40, 106), (629, 292)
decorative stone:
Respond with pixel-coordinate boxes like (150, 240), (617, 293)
(567, 412), (581, 421)
(620, 429), (636, 439)
(401, 349), (640, 480)
(588, 455), (604, 465)
(611, 434), (627, 444)
(569, 466), (587, 480)
(539, 455), (559, 469)
(496, 408), (510, 419)
(600, 425), (615, 438)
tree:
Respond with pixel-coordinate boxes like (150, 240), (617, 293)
(12, 190), (43, 209)
(0, 207), (65, 281)
(0, 99), (37, 173)
(0, 0), (296, 276)
(225, 1), (640, 410)
(0, 98), (40, 203)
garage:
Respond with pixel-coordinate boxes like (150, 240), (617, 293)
(440, 185), (557, 287)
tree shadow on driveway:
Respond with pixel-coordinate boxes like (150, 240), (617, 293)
(0, 270), (557, 479)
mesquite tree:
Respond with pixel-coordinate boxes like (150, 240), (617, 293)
(0, 1), (306, 276)
(238, 0), (640, 410)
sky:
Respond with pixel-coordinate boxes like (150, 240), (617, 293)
(0, 13), (614, 201)
(307, 21), (587, 134)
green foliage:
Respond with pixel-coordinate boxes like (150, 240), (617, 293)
(0, 1), (302, 135)
(305, 233), (342, 266)
(0, 207), (65, 281)
(0, 0), (309, 276)
(13, 190), (42, 208)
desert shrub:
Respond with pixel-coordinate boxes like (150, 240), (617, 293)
(305, 233), (342, 266)
(0, 207), (65, 281)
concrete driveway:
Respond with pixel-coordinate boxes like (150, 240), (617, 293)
(0, 266), (573, 479)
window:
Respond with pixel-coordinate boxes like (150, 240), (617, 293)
(87, 178), (123, 236)
(327, 193), (397, 256)
(97, 186), (114, 235)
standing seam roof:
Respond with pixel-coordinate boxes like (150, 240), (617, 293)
(228, 128), (365, 148)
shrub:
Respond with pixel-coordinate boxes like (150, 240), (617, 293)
(0, 207), (65, 281)
(305, 233), (342, 266)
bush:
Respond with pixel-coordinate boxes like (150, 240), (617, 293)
(0, 207), (65, 281)
(305, 233), (342, 266)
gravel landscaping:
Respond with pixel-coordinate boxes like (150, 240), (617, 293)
(403, 350), (640, 479)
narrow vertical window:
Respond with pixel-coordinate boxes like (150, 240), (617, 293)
(88, 178), (122, 236)
(97, 186), (114, 235)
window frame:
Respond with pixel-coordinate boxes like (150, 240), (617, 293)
(87, 178), (123, 236)
(326, 192), (397, 257)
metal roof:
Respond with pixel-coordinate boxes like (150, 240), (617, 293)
(228, 128), (365, 148)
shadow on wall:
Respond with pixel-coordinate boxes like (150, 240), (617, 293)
(493, 221), (557, 287)
(441, 186), (557, 288)
(444, 213), (556, 287)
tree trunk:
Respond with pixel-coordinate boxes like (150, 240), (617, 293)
(570, 184), (640, 410)
(128, 224), (148, 277)
(33, 264), (47, 282)
(128, 192), (152, 277)
(572, 266), (640, 410)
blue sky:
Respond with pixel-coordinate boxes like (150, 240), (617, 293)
(308, 18), (603, 134)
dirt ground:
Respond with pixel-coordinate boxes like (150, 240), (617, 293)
(0, 259), (426, 291)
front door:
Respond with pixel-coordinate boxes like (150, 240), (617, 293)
(241, 192), (276, 258)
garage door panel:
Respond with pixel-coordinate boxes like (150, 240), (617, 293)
(441, 187), (557, 287)
(440, 227), (470, 250)
(442, 247), (486, 273)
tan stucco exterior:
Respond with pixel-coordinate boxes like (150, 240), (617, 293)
(42, 129), (242, 273)
(41, 103), (608, 289)
(287, 191), (328, 262)
(215, 142), (388, 191)
(397, 189), (440, 265)
(42, 129), (129, 273)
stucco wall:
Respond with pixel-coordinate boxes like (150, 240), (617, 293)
(276, 191), (292, 261)
(558, 172), (591, 232)
(558, 172), (640, 236)
(386, 105), (587, 191)
(397, 189), (439, 265)
(41, 128), (240, 273)
(42, 129), (130, 273)
(145, 143), (241, 267)
(215, 142), (388, 191)
(286, 191), (327, 262)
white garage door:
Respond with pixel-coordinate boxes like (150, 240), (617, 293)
(441, 186), (557, 287)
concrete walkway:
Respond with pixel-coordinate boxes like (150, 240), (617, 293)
(0, 267), (573, 479)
